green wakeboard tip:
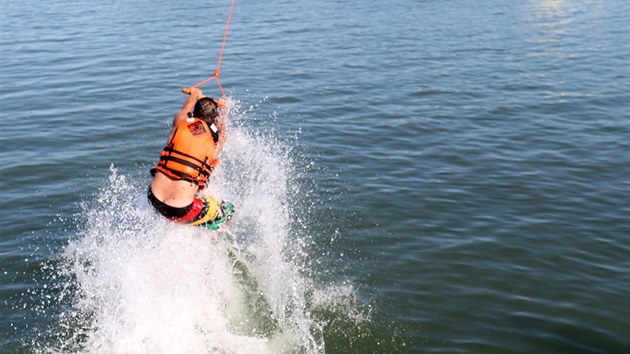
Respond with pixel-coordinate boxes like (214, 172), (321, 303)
(199, 201), (234, 230)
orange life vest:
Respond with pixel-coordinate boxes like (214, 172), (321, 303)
(151, 117), (219, 190)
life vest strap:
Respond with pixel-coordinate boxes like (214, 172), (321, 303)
(162, 146), (205, 165)
(159, 155), (212, 176)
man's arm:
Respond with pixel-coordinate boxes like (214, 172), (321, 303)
(173, 87), (205, 127)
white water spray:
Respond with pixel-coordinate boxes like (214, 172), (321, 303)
(38, 98), (366, 354)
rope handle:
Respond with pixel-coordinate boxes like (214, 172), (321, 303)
(181, 88), (228, 110)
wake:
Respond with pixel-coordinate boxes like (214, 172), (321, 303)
(37, 98), (369, 353)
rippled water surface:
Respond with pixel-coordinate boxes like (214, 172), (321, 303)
(1, 0), (629, 353)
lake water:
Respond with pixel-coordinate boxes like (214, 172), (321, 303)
(1, 0), (629, 353)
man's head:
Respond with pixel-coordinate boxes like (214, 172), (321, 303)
(194, 97), (219, 123)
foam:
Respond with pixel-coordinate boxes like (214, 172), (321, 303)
(42, 98), (367, 353)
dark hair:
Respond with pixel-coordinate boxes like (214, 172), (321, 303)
(193, 97), (219, 123)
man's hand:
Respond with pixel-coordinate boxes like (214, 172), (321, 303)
(185, 87), (204, 100)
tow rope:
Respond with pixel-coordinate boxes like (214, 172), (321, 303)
(182, 0), (236, 97)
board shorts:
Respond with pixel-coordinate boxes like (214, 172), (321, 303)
(147, 189), (233, 229)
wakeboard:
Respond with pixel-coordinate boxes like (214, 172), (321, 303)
(198, 201), (234, 231)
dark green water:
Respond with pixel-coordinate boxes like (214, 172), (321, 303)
(1, 0), (629, 352)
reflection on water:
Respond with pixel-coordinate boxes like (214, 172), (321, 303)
(530, 0), (568, 18)
(521, 0), (612, 101)
(526, 0), (572, 48)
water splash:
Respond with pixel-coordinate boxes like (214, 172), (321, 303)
(36, 99), (369, 353)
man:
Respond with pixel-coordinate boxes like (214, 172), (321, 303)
(148, 87), (233, 230)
